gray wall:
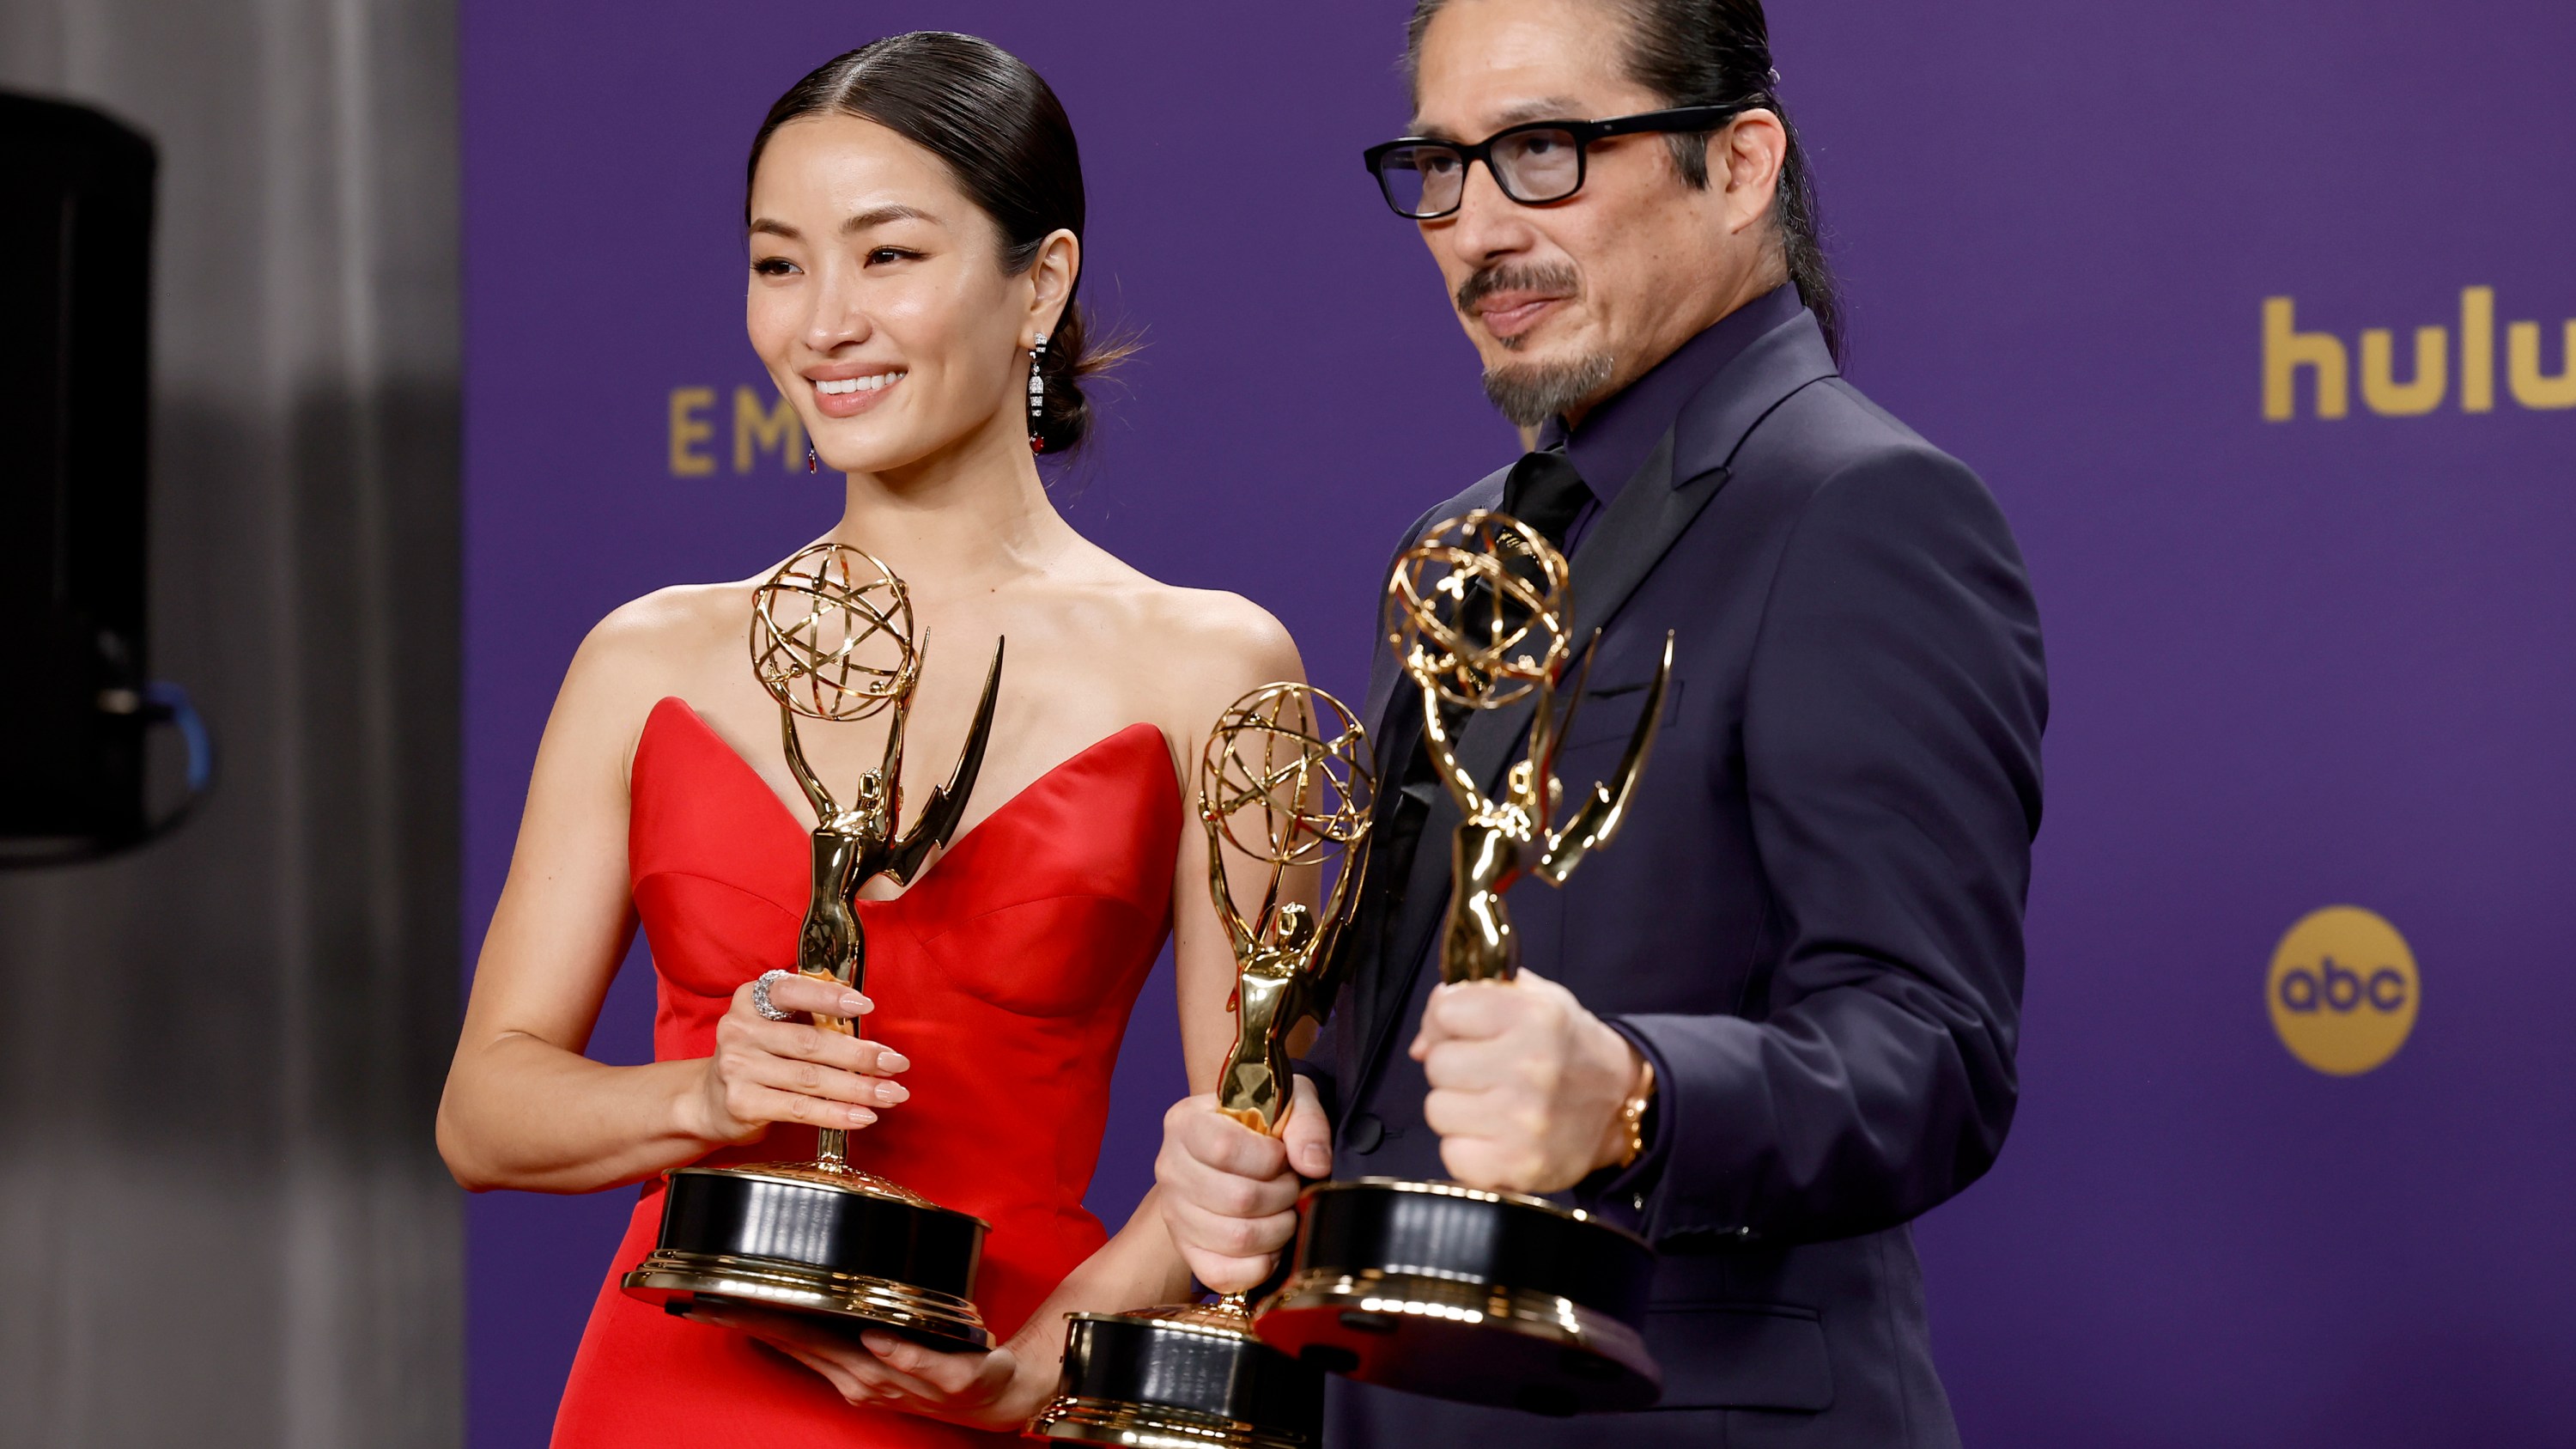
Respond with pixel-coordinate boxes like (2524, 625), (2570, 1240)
(0, 1), (462, 1444)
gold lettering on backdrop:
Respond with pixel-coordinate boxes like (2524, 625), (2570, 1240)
(2264, 297), (2348, 421)
(668, 387), (717, 476)
(734, 386), (805, 472)
(2507, 320), (2576, 410)
(2265, 290), (2576, 420)
(2359, 325), (2447, 416)
(2459, 287), (2495, 412)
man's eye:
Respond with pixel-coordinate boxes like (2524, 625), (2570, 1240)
(1423, 153), (1461, 175)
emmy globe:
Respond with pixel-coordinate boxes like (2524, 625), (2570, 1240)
(620, 542), (1008, 1350)
(1252, 512), (1675, 1415)
(1030, 682), (1375, 1449)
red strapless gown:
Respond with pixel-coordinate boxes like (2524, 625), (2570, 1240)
(550, 700), (1179, 1446)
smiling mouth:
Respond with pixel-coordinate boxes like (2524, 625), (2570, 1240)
(813, 372), (904, 395)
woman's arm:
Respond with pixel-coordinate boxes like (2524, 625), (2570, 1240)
(699, 592), (1314, 1427)
(435, 600), (910, 1193)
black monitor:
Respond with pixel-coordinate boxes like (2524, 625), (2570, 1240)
(0, 92), (204, 857)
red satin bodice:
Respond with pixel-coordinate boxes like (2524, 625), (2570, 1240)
(550, 699), (1179, 1446)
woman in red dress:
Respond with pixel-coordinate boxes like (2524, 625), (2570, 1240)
(436, 33), (1304, 1443)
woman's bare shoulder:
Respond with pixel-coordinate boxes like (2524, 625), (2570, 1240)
(556, 580), (756, 722)
(1030, 542), (1305, 740)
(1049, 543), (1297, 672)
(1140, 582), (1295, 662)
(1118, 579), (1305, 718)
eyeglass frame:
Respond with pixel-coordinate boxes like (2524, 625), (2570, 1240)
(1361, 103), (1755, 220)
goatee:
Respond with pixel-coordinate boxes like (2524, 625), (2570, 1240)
(1481, 353), (1614, 429)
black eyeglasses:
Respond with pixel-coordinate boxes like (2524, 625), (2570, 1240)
(1364, 105), (1749, 220)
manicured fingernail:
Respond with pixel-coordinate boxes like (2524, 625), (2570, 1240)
(878, 1081), (909, 1105)
(840, 992), (869, 1014)
(848, 1107), (877, 1126)
(879, 1051), (910, 1073)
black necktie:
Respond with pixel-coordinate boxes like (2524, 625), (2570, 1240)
(1402, 447), (1589, 799)
(1498, 447), (1591, 551)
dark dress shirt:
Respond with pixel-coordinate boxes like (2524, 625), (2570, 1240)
(1540, 283), (1806, 551)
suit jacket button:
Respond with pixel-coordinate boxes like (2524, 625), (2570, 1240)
(1346, 1113), (1386, 1154)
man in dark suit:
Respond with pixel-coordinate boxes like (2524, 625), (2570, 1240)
(1154, 1), (2046, 1444)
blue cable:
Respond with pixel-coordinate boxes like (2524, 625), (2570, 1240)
(141, 679), (213, 794)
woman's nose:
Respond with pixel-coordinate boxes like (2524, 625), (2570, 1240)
(804, 265), (872, 351)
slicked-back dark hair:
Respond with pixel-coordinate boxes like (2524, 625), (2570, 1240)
(1406, 0), (1843, 361)
(748, 33), (1123, 453)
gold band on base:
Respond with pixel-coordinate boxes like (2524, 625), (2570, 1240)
(1029, 1395), (1310, 1449)
(1255, 1265), (1658, 1409)
(697, 1160), (944, 1209)
(1090, 1300), (1260, 1336)
(622, 1248), (991, 1350)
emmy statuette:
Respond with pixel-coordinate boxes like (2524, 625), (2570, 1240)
(1252, 511), (1674, 1415)
(1030, 683), (1375, 1449)
(622, 542), (1007, 1351)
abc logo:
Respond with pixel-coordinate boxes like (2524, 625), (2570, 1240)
(2268, 906), (2418, 1076)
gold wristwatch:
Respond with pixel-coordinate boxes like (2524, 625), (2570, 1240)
(1611, 1056), (1657, 1171)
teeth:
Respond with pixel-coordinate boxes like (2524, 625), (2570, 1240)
(815, 373), (903, 395)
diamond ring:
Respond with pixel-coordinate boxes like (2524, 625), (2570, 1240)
(751, 968), (799, 1022)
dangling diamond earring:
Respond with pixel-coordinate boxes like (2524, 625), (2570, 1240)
(805, 444), (817, 473)
(1026, 333), (1048, 454)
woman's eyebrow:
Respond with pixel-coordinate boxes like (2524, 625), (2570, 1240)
(842, 204), (937, 234)
(746, 204), (939, 241)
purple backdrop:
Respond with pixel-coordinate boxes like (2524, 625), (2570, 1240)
(460, 2), (2576, 1443)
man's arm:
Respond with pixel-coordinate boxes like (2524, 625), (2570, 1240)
(1615, 443), (2047, 1243)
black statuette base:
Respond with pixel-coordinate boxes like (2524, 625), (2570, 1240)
(1252, 1178), (1662, 1414)
(1032, 1307), (1323, 1448)
(621, 1164), (992, 1352)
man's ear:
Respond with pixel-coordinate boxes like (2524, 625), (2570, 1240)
(1718, 111), (1789, 236)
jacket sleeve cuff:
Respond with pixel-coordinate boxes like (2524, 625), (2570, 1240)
(1597, 1012), (1776, 1243)
(1577, 1018), (1679, 1233)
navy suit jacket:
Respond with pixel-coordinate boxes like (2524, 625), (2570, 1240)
(1303, 307), (2048, 1448)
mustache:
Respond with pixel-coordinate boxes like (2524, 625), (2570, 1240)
(1455, 261), (1580, 315)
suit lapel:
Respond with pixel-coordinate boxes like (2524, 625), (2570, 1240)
(1566, 313), (1840, 646)
(1357, 737), (1462, 1093)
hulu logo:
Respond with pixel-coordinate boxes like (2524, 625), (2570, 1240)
(2263, 289), (2576, 420)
